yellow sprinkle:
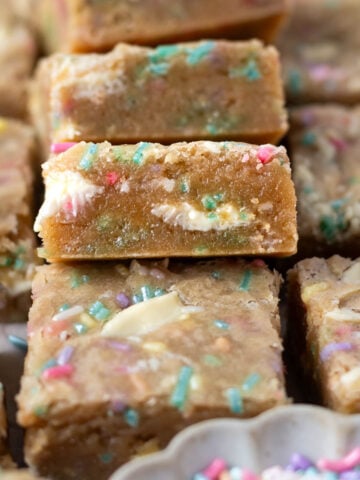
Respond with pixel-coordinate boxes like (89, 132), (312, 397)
(143, 342), (166, 353)
(132, 439), (160, 458)
(301, 282), (329, 303)
(79, 313), (97, 328)
(0, 119), (7, 133)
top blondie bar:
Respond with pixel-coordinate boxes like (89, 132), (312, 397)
(35, 0), (289, 53)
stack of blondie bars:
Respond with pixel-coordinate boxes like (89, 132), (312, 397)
(0, 1), (358, 479)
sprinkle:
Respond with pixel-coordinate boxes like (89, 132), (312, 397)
(211, 271), (221, 280)
(70, 273), (90, 289)
(88, 301), (111, 321)
(257, 145), (276, 164)
(105, 171), (119, 186)
(0, 118), (7, 133)
(132, 142), (151, 165)
(226, 387), (243, 414)
(170, 366), (193, 410)
(143, 342), (166, 353)
(148, 63), (169, 76)
(229, 58), (261, 81)
(288, 69), (302, 94)
(52, 305), (84, 322)
(73, 323), (88, 334)
(59, 304), (70, 312)
(288, 453), (314, 471)
(51, 142), (77, 154)
(43, 320), (69, 337)
(180, 179), (190, 193)
(105, 340), (131, 352)
(42, 364), (74, 381)
(302, 131), (316, 146)
(203, 354), (222, 367)
(123, 408), (139, 427)
(116, 292), (130, 308)
(8, 334), (27, 352)
(186, 41), (215, 65)
(320, 214), (347, 243)
(214, 320), (230, 330)
(239, 270), (252, 291)
(149, 45), (181, 62)
(318, 448), (360, 473)
(251, 259), (266, 268)
(320, 342), (354, 362)
(79, 143), (98, 170)
(242, 373), (261, 392)
(203, 458), (227, 479)
(56, 345), (75, 366)
(33, 405), (48, 417)
(99, 453), (113, 464)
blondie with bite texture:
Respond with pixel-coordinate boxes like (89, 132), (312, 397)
(0, 13), (37, 119)
(35, 141), (297, 261)
(17, 258), (287, 480)
(289, 105), (360, 257)
(288, 256), (360, 413)
(278, 0), (360, 104)
(36, 0), (289, 53)
(0, 118), (38, 322)
(31, 40), (288, 151)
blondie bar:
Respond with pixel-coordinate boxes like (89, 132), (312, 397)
(0, 118), (38, 322)
(31, 40), (288, 150)
(17, 258), (287, 479)
(36, 0), (289, 53)
(278, 0), (360, 104)
(288, 256), (360, 413)
(289, 105), (360, 257)
(35, 141), (297, 261)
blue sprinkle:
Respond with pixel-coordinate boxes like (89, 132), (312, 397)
(150, 45), (181, 62)
(214, 320), (230, 330)
(302, 131), (316, 146)
(99, 453), (113, 464)
(79, 143), (98, 170)
(8, 334), (27, 352)
(226, 387), (243, 414)
(124, 408), (139, 427)
(148, 63), (169, 76)
(186, 42), (215, 65)
(242, 373), (261, 392)
(229, 58), (261, 81)
(288, 69), (303, 94)
(132, 142), (151, 165)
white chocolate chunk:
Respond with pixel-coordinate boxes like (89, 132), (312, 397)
(151, 202), (254, 232)
(101, 292), (191, 338)
(342, 262), (360, 284)
(340, 367), (360, 389)
(325, 307), (360, 322)
(34, 170), (104, 232)
(301, 282), (329, 303)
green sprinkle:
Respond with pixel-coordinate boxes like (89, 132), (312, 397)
(288, 69), (302, 94)
(88, 301), (111, 321)
(211, 271), (221, 280)
(331, 198), (347, 211)
(154, 288), (166, 297)
(194, 245), (208, 254)
(319, 214), (347, 243)
(59, 304), (70, 312)
(70, 273), (89, 289)
(13, 258), (25, 270)
(202, 195), (217, 210)
(34, 405), (48, 417)
(123, 408), (139, 427)
(132, 142), (151, 165)
(239, 270), (252, 291)
(229, 58), (261, 81)
(206, 123), (218, 136)
(180, 179), (190, 193)
(242, 373), (261, 392)
(148, 63), (169, 76)
(203, 355), (222, 367)
(207, 212), (217, 220)
(226, 387), (243, 414)
(302, 131), (316, 146)
(0, 257), (13, 267)
(186, 41), (215, 65)
(140, 285), (153, 301)
(170, 366), (193, 410)
(214, 320), (230, 330)
(74, 323), (88, 335)
(99, 453), (113, 464)
(303, 186), (314, 195)
(149, 45), (181, 62)
(79, 143), (98, 170)
(8, 334), (27, 352)
(132, 293), (143, 304)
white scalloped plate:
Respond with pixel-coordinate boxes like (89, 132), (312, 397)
(110, 405), (360, 480)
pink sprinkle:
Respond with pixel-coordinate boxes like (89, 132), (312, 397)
(257, 145), (276, 165)
(63, 199), (73, 213)
(106, 171), (119, 186)
(308, 64), (332, 82)
(251, 259), (266, 267)
(42, 364), (74, 380)
(203, 458), (227, 479)
(317, 447), (360, 473)
(51, 142), (77, 154)
(329, 137), (348, 152)
(43, 320), (68, 337)
(243, 470), (260, 480)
